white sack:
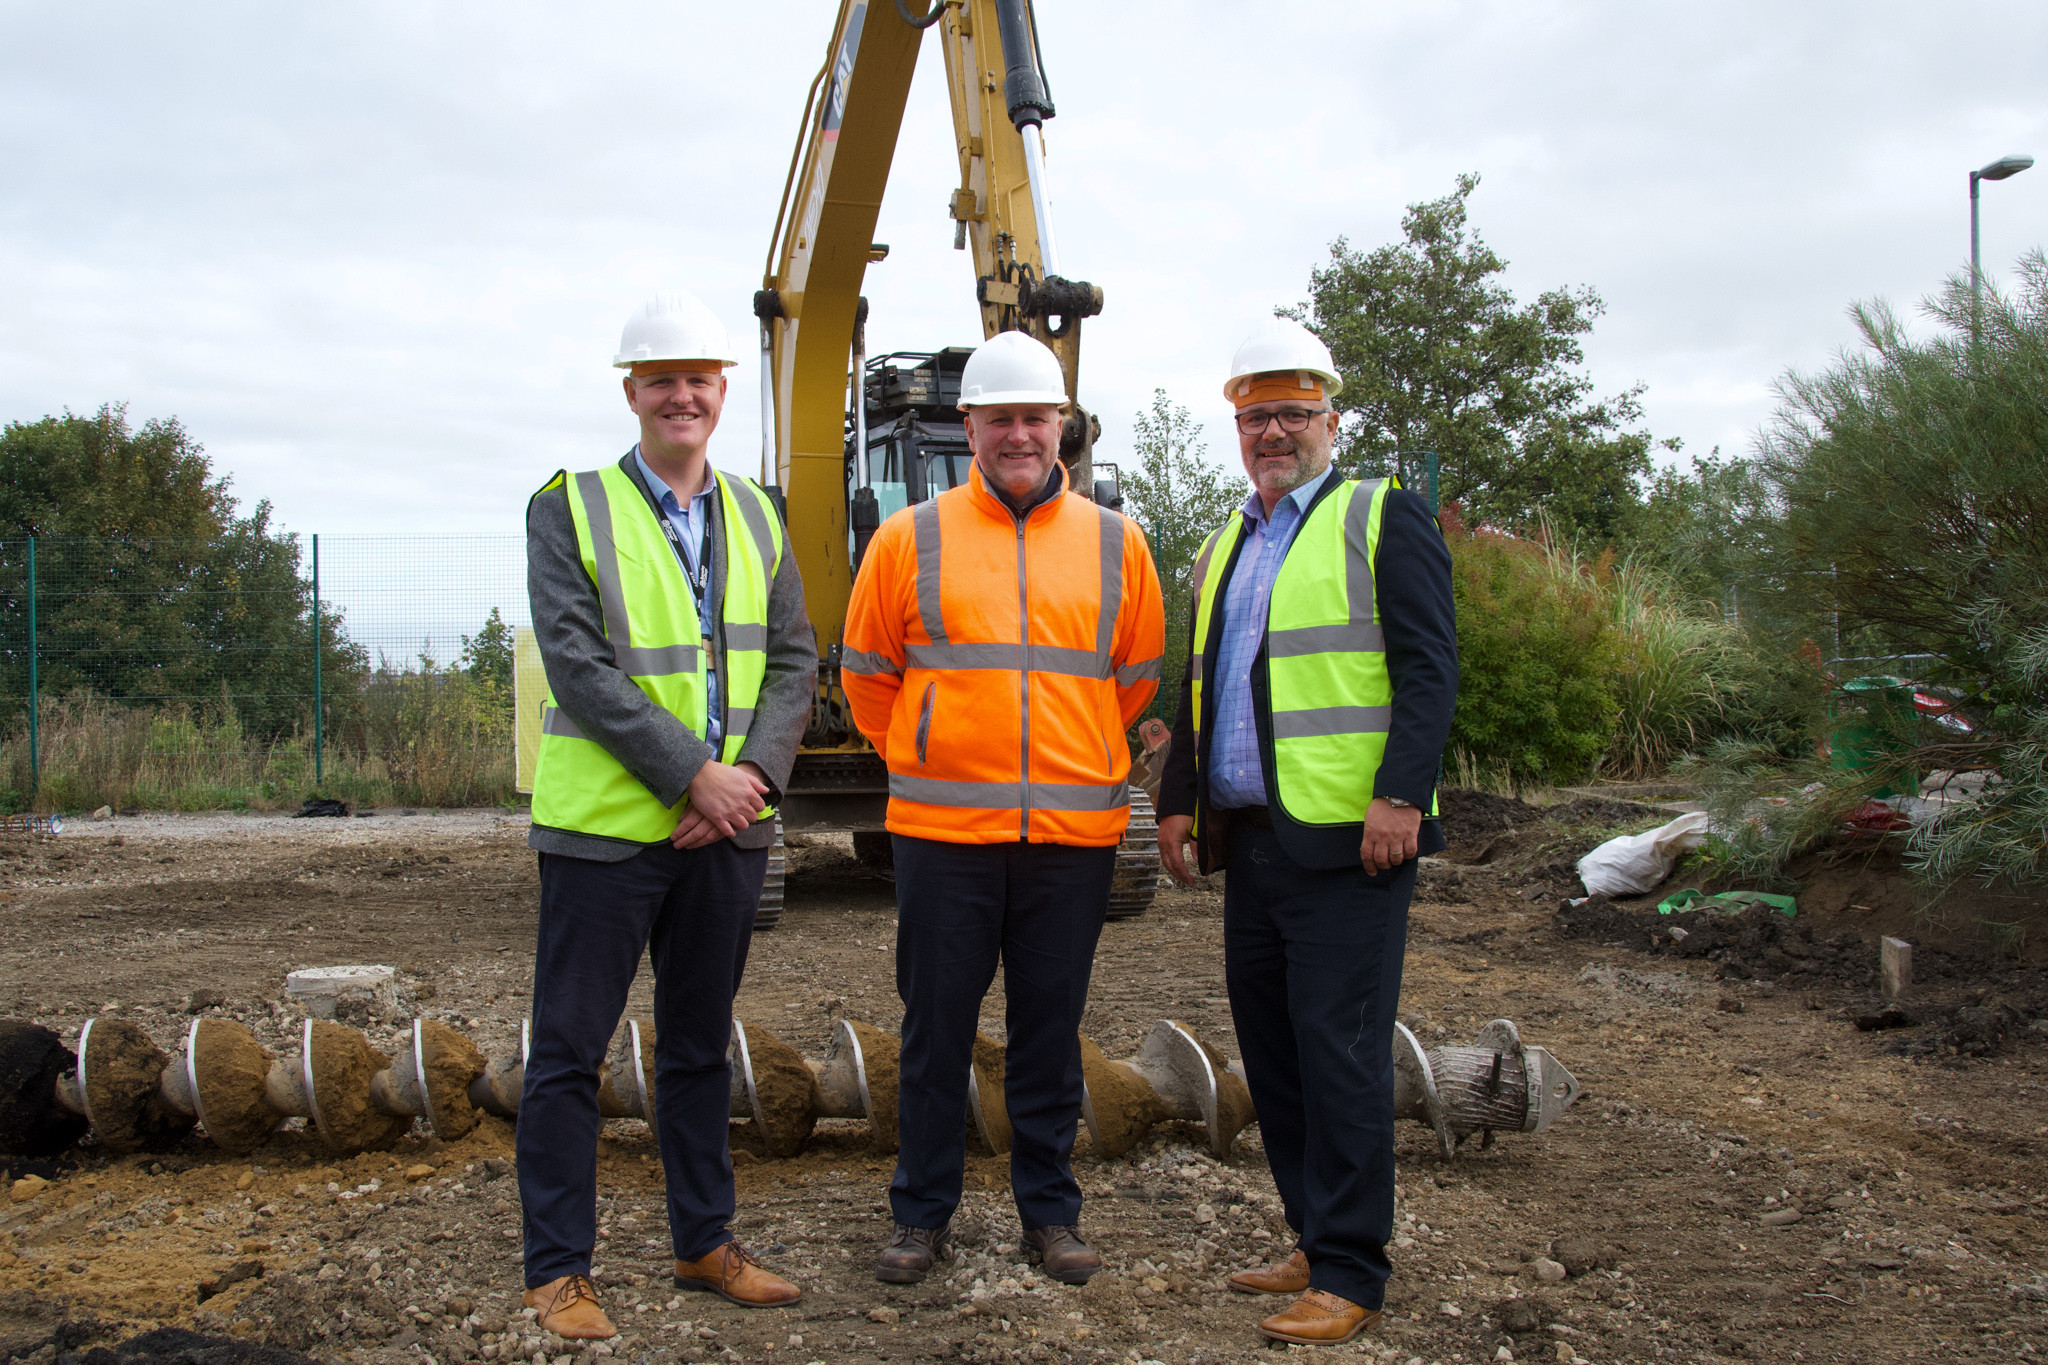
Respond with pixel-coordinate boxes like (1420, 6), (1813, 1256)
(1576, 810), (1711, 897)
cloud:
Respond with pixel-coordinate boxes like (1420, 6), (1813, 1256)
(2, 0), (2043, 540)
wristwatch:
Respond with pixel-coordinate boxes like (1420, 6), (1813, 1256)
(1381, 796), (1416, 809)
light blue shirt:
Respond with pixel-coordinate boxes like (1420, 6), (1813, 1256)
(633, 448), (722, 749)
(1207, 464), (1337, 809)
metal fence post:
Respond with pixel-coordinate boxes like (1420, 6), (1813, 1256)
(25, 537), (37, 794)
(312, 533), (323, 785)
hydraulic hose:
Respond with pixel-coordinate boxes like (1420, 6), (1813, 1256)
(894, 0), (945, 28)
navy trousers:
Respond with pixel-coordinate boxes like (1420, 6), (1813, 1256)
(1224, 825), (1415, 1311)
(889, 835), (1114, 1233)
(519, 841), (766, 1288)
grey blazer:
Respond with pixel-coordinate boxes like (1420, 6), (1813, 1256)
(525, 451), (818, 858)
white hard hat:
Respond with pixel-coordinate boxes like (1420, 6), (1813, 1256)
(613, 291), (740, 369)
(957, 330), (1070, 408)
(1223, 318), (1343, 402)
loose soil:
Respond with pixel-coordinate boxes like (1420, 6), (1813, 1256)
(0, 804), (2045, 1364)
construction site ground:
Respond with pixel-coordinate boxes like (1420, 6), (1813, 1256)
(1, 796), (2046, 1365)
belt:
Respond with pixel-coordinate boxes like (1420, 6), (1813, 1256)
(1223, 804), (1273, 829)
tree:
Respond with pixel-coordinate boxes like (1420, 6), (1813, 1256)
(460, 607), (516, 692)
(1119, 391), (1242, 717)
(1694, 253), (2048, 889)
(0, 405), (365, 739)
(1286, 175), (1666, 540)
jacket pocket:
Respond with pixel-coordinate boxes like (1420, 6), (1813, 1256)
(916, 682), (936, 766)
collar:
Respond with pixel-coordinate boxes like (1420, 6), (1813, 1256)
(967, 458), (1068, 521)
(633, 446), (716, 512)
(1241, 461), (1336, 529)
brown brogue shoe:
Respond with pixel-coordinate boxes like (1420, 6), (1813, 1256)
(674, 1241), (802, 1308)
(1259, 1288), (1381, 1345)
(521, 1274), (617, 1340)
(1022, 1225), (1103, 1285)
(875, 1222), (953, 1285)
(1229, 1247), (1310, 1295)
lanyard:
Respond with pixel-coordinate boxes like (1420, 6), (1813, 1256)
(655, 492), (716, 627)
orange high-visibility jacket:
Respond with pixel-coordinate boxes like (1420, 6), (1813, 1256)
(842, 462), (1165, 846)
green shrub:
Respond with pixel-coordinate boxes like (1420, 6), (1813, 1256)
(1444, 526), (1619, 787)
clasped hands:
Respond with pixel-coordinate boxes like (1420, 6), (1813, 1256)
(671, 759), (772, 849)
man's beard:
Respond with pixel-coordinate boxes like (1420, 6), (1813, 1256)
(1249, 443), (1331, 496)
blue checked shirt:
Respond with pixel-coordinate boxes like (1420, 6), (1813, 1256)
(1207, 464), (1337, 809)
(633, 448), (722, 749)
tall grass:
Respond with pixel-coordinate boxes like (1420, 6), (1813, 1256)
(0, 675), (517, 814)
(1531, 529), (1768, 781)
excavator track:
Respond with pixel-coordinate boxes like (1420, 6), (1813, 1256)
(1106, 788), (1160, 921)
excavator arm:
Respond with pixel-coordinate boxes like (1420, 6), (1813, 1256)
(755, 0), (1102, 679)
(758, 0), (1150, 920)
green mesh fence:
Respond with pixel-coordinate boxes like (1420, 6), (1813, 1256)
(0, 535), (527, 814)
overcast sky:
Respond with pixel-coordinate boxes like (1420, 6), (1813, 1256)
(3, 1), (2044, 539)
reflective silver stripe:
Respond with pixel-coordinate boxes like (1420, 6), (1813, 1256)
(614, 643), (699, 676)
(1345, 479), (1384, 635)
(540, 705), (588, 740)
(1036, 780), (1130, 812)
(724, 707), (754, 739)
(889, 773), (1127, 811)
(1268, 622), (1386, 657)
(912, 500), (948, 646)
(904, 641), (1108, 678)
(1094, 506), (1123, 666)
(1271, 705), (1393, 739)
(729, 478), (780, 585)
(576, 470), (637, 658)
(1116, 655), (1162, 685)
(724, 622), (768, 651)
(841, 648), (903, 677)
(890, 773), (1018, 808)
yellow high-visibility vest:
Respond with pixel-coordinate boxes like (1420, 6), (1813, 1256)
(1189, 477), (1434, 830)
(529, 462), (782, 843)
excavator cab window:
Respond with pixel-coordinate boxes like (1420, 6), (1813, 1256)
(847, 347), (976, 521)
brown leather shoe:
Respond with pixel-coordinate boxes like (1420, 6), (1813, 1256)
(674, 1240), (802, 1308)
(1259, 1288), (1381, 1345)
(1022, 1225), (1103, 1285)
(875, 1222), (953, 1284)
(1229, 1247), (1310, 1295)
(521, 1274), (617, 1340)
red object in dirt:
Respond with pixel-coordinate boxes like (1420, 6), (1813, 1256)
(1844, 800), (1913, 832)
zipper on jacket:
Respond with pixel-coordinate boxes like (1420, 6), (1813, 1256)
(1015, 513), (1031, 841)
(916, 681), (935, 766)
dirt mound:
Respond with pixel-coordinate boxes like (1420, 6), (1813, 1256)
(0, 1023), (88, 1160)
(76, 1326), (317, 1365)
(1558, 896), (1878, 985)
(1437, 789), (1540, 845)
(1540, 797), (1665, 828)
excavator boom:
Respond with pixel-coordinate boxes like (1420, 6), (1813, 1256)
(757, 0), (1150, 918)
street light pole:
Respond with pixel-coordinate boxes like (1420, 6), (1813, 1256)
(1970, 153), (2034, 315)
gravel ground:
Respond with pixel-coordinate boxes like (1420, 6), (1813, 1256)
(1, 808), (2045, 1365)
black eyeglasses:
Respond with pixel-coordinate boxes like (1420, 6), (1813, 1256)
(1234, 407), (1331, 435)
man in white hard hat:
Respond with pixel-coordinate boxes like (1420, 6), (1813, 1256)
(841, 329), (1165, 1287)
(1156, 318), (1457, 1346)
(518, 291), (817, 1336)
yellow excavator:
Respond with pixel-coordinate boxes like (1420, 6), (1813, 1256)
(752, 0), (1159, 921)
